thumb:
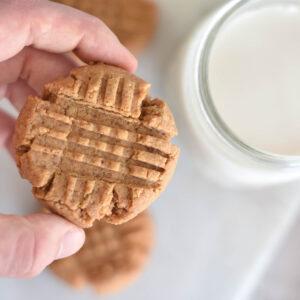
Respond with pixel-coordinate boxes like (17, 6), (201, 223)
(0, 213), (85, 278)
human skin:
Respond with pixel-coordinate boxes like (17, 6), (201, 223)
(0, 0), (137, 278)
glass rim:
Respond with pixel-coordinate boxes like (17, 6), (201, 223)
(198, 0), (300, 167)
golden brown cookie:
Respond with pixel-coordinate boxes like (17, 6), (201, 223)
(50, 212), (154, 294)
(14, 63), (179, 228)
(52, 0), (158, 55)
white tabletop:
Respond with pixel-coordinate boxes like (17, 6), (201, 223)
(1, 0), (300, 299)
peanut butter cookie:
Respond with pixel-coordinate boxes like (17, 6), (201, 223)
(50, 212), (154, 294)
(14, 63), (179, 227)
(52, 0), (158, 55)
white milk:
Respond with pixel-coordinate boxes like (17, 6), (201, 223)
(209, 4), (300, 155)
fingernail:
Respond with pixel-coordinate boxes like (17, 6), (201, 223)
(56, 227), (85, 260)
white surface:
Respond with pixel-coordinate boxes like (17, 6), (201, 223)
(250, 215), (300, 300)
(1, 0), (300, 299)
(209, 2), (300, 155)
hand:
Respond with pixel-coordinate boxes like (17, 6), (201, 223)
(0, 0), (137, 278)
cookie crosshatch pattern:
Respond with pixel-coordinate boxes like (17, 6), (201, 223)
(52, 0), (158, 54)
(14, 63), (179, 228)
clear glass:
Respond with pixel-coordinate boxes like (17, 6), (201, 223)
(169, 0), (300, 187)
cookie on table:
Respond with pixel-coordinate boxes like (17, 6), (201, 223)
(50, 212), (154, 294)
(14, 62), (179, 228)
(52, 0), (158, 55)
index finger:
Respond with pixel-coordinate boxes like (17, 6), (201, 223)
(0, 0), (137, 72)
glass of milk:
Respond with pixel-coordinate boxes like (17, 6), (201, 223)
(169, 0), (300, 187)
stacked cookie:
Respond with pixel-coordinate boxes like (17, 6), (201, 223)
(50, 212), (154, 294)
(52, 0), (158, 55)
